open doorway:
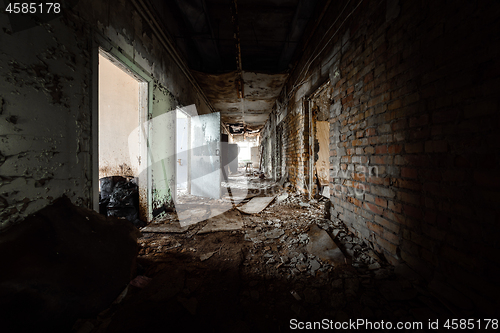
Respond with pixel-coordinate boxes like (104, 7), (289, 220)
(97, 50), (149, 224)
(176, 108), (190, 196)
(310, 81), (331, 197)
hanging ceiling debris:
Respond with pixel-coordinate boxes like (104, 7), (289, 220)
(151, 0), (322, 133)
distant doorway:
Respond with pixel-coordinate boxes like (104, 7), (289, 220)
(310, 81), (331, 197)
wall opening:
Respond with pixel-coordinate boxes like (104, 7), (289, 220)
(176, 109), (190, 195)
(310, 81), (331, 197)
(97, 50), (148, 222)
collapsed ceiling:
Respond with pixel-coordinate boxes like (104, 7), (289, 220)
(151, 0), (321, 133)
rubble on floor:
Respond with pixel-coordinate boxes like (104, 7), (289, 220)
(0, 196), (140, 333)
(74, 174), (469, 332)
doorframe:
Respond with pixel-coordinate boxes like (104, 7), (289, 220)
(175, 107), (192, 200)
(91, 34), (154, 222)
(306, 79), (331, 199)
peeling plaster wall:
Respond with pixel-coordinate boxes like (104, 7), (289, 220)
(150, 83), (177, 216)
(0, 0), (211, 229)
(0, 11), (93, 229)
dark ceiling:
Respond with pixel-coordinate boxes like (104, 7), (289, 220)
(150, 0), (323, 132)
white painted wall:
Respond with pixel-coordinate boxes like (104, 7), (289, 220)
(98, 54), (140, 179)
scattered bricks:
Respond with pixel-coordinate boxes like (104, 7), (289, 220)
(425, 140), (448, 153)
(388, 144), (403, 154)
(364, 202), (384, 215)
(405, 142), (424, 153)
(371, 185), (395, 198)
(409, 114), (429, 127)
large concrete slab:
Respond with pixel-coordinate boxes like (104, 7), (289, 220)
(198, 210), (244, 234)
(141, 222), (189, 233)
(306, 224), (346, 265)
(236, 196), (276, 214)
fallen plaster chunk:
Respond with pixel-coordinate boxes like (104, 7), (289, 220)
(141, 222), (189, 233)
(290, 290), (302, 301)
(198, 210), (244, 234)
(200, 251), (216, 261)
(276, 193), (289, 203)
(236, 196), (276, 214)
(264, 229), (284, 239)
(306, 224), (346, 265)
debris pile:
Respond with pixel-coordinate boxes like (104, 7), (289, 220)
(78, 174), (458, 331)
(99, 176), (145, 227)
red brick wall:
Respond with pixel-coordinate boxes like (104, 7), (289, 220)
(273, 0), (500, 315)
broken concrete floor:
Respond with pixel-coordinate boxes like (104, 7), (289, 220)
(72, 177), (474, 332)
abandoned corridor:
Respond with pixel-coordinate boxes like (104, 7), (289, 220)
(0, 0), (499, 331)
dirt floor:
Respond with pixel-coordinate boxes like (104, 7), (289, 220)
(73, 173), (476, 333)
